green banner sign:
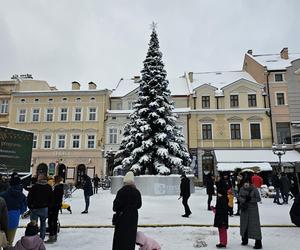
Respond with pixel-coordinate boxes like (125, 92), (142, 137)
(0, 126), (33, 173)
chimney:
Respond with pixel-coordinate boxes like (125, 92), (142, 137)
(72, 81), (80, 90)
(132, 76), (140, 83)
(280, 47), (289, 59)
(88, 81), (97, 90)
(188, 72), (193, 83)
(247, 49), (253, 55)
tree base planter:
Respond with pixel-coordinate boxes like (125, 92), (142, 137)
(111, 175), (195, 196)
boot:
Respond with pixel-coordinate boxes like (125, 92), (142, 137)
(253, 240), (262, 249)
(45, 236), (56, 244)
(241, 237), (248, 246)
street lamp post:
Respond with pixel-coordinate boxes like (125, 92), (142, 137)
(272, 143), (287, 173)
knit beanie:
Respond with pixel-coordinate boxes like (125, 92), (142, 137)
(25, 221), (39, 236)
(123, 171), (134, 185)
(9, 176), (21, 186)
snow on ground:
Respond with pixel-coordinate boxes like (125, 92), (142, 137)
(14, 227), (299, 250)
(15, 187), (299, 249)
(20, 187), (294, 227)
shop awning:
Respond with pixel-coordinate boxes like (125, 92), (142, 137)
(217, 162), (272, 172)
(214, 149), (300, 163)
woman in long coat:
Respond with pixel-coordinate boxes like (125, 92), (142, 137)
(239, 179), (262, 249)
(112, 172), (142, 250)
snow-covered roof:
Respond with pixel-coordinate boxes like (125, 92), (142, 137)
(107, 107), (191, 115)
(249, 53), (300, 71)
(111, 77), (190, 98)
(217, 162), (272, 172)
(190, 71), (257, 91)
(215, 149), (300, 163)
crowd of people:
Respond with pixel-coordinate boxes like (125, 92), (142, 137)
(204, 170), (300, 249)
(0, 169), (299, 250)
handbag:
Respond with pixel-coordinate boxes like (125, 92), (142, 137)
(0, 230), (8, 248)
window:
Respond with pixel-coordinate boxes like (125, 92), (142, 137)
(276, 93), (285, 105)
(18, 109), (26, 122)
(275, 73), (283, 82)
(202, 124), (212, 140)
(72, 135), (80, 148)
(20, 99), (26, 103)
(90, 97), (96, 102)
(48, 98), (53, 103)
(230, 124), (241, 139)
(202, 96), (210, 108)
(88, 107), (96, 121)
(109, 128), (118, 144)
(32, 135), (37, 149)
(128, 101), (134, 110)
(248, 94), (257, 107)
(62, 97), (68, 102)
(74, 108), (82, 121)
(32, 108), (40, 122)
(44, 135), (52, 149)
(57, 135), (66, 148)
(0, 99), (8, 114)
(60, 108), (68, 121)
(34, 98), (39, 103)
(116, 103), (122, 110)
(276, 122), (291, 144)
(250, 123), (261, 139)
(87, 135), (96, 149)
(46, 108), (54, 122)
(112, 116), (116, 120)
(230, 95), (239, 107)
(76, 97), (81, 102)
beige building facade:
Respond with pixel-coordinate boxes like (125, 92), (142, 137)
(8, 79), (110, 183)
(243, 48), (300, 146)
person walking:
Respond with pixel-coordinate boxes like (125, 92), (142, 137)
(81, 174), (93, 214)
(272, 173), (281, 205)
(239, 178), (262, 249)
(206, 173), (215, 211)
(179, 173), (192, 217)
(0, 176), (27, 249)
(279, 172), (291, 204)
(14, 221), (46, 250)
(112, 171), (142, 250)
(27, 174), (53, 240)
(45, 176), (64, 244)
(92, 174), (100, 194)
(212, 175), (229, 248)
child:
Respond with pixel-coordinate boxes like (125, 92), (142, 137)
(14, 221), (46, 250)
(227, 188), (234, 216)
(212, 176), (229, 248)
(136, 231), (161, 250)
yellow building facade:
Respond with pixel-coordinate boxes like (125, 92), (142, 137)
(8, 79), (110, 183)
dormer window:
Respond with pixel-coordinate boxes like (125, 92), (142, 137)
(76, 97), (81, 102)
(34, 98), (39, 103)
(48, 98), (53, 103)
(62, 97), (68, 102)
(20, 99), (26, 103)
(275, 73), (283, 82)
(90, 97), (96, 102)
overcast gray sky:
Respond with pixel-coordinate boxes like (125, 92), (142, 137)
(0, 0), (299, 90)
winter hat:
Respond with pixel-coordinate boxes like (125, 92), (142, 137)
(9, 176), (21, 186)
(123, 171), (134, 185)
(25, 221), (39, 236)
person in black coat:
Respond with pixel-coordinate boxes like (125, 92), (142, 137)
(27, 174), (53, 240)
(82, 174), (93, 214)
(290, 194), (300, 227)
(92, 174), (101, 194)
(206, 173), (215, 211)
(112, 171), (142, 250)
(45, 176), (64, 243)
(272, 173), (281, 205)
(180, 173), (192, 217)
(213, 175), (229, 248)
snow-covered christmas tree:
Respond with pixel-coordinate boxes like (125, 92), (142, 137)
(114, 23), (191, 175)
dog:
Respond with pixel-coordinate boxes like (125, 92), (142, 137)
(60, 202), (72, 214)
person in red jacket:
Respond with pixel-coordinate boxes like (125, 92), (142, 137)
(251, 173), (263, 201)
